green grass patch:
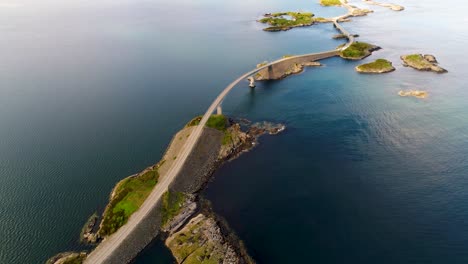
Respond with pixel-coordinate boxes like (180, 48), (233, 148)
(320, 0), (341, 6)
(161, 191), (186, 225)
(186, 115), (227, 131)
(187, 115), (227, 130)
(99, 168), (159, 236)
(340, 42), (374, 58)
(260, 12), (315, 31)
(205, 115), (227, 131)
(357, 59), (393, 71)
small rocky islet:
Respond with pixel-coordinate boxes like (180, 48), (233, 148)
(398, 90), (428, 99)
(339, 42), (381, 60)
(401, 54), (447, 73)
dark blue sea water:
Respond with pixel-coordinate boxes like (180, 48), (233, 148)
(1, 0), (467, 263)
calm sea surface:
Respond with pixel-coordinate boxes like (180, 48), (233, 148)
(1, 0), (467, 263)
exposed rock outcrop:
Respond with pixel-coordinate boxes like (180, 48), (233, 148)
(166, 214), (250, 264)
(398, 90), (428, 99)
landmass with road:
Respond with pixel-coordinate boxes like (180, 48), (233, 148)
(48, 116), (284, 264)
(46, 0), (416, 263)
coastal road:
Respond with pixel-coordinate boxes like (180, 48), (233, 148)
(84, 21), (354, 264)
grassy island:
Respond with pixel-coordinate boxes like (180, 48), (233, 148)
(339, 42), (379, 60)
(356, 59), (395, 73)
(320, 0), (342, 6)
(401, 54), (447, 73)
(259, 12), (316, 31)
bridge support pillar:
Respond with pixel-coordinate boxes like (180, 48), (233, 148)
(247, 76), (256, 88)
(217, 105), (222, 115)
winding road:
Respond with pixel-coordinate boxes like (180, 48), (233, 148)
(84, 11), (355, 264)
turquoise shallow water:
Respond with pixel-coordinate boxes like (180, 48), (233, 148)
(0, 0), (467, 263)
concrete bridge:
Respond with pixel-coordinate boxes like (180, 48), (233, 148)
(84, 19), (354, 264)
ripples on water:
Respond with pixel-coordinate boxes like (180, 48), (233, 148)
(1, 0), (468, 263)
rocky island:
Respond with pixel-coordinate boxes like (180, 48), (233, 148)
(258, 12), (325, 31)
(355, 59), (395, 73)
(339, 42), (381, 60)
(398, 90), (428, 99)
(401, 54), (447, 73)
(363, 0), (404, 11)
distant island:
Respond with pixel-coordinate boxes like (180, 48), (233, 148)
(398, 90), (428, 99)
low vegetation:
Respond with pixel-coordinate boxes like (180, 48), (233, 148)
(187, 114), (227, 131)
(356, 59), (395, 73)
(161, 191), (186, 225)
(259, 12), (315, 31)
(320, 0), (342, 6)
(401, 54), (436, 69)
(340, 42), (377, 59)
(402, 54), (432, 68)
(222, 130), (233, 145)
(99, 168), (159, 236)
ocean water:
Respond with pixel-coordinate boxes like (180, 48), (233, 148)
(0, 0), (467, 263)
